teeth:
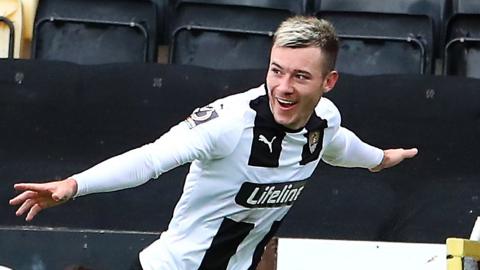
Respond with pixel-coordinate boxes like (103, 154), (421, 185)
(277, 97), (295, 105)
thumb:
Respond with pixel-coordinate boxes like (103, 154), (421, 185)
(52, 189), (69, 202)
(51, 179), (77, 202)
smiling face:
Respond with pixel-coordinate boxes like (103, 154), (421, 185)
(266, 45), (338, 130)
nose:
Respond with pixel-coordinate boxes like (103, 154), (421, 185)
(277, 76), (294, 94)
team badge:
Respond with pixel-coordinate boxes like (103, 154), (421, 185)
(185, 106), (218, 129)
(308, 130), (321, 154)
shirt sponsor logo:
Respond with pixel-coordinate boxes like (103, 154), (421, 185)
(235, 180), (306, 208)
(185, 106), (218, 128)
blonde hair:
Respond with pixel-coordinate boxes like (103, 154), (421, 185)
(273, 16), (339, 71)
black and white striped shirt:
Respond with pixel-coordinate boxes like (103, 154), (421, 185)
(74, 84), (383, 270)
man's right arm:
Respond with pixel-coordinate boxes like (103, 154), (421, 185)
(10, 100), (243, 221)
(9, 121), (195, 221)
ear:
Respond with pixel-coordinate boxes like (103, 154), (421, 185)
(322, 70), (339, 93)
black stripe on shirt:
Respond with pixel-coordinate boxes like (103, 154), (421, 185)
(248, 94), (286, 168)
(300, 112), (328, 165)
(247, 220), (282, 270)
(198, 218), (254, 270)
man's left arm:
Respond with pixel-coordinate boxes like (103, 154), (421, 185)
(322, 127), (417, 171)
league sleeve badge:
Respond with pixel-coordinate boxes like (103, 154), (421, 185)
(185, 105), (219, 129)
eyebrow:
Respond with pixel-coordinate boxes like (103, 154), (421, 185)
(271, 62), (312, 77)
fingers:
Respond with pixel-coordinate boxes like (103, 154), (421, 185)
(15, 198), (36, 217)
(402, 148), (418, 159)
(14, 196), (53, 221)
(9, 190), (38, 206)
(13, 196), (44, 221)
(10, 180), (71, 222)
(13, 183), (50, 192)
(370, 147), (418, 173)
(26, 204), (43, 222)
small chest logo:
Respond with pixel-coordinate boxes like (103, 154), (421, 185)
(308, 131), (321, 154)
(258, 134), (276, 153)
(235, 180), (307, 208)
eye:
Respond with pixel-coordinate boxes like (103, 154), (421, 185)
(271, 67), (281, 74)
(269, 67), (284, 78)
(295, 73), (310, 81)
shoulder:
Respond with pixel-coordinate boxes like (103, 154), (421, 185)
(315, 97), (341, 128)
(181, 85), (265, 156)
(186, 85), (264, 127)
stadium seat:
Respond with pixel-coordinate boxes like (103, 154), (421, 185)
(313, 0), (438, 75)
(0, 0), (22, 58)
(443, 0), (480, 78)
(20, 0), (39, 58)
(446, 238), (480, 270)
(32, 0), (158, 64)
(169, 0), (307, 69)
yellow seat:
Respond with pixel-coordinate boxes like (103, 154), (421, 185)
(20, 0), (38, 58)
(0, 0), (38, 58)
(0, 0), (22, 58)
(446, 238), (480, 270)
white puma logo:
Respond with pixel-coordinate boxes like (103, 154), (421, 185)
(258, 135), (276, 153)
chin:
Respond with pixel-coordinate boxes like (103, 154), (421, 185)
(275, 117), (295, 129)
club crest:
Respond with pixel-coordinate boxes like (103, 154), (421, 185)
(308, 130), (321, 154)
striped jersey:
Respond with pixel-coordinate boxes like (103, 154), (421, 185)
(74, 84), (383, 270)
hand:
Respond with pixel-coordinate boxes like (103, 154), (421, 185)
(369, 148), (418, 172)
(9, 178), (78, 221)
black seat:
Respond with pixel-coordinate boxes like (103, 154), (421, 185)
(0, 0), (23, 59)
(169, 0), (307, 69)
(443, 0), (480, 78)
(32, 0), (158, 64)
(313, 0), (437, 75)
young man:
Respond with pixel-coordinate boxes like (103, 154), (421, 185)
(9, 16), (417, 270)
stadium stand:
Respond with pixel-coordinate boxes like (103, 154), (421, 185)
(0, 0), (22, 58)
(31, 0), (158, 64)
(443, 0), (480, 78)
(169, 0), (307, 69)
(313, 0), (442, 75)
(3, 1), (480, 268)
(2, 59), (480, 268)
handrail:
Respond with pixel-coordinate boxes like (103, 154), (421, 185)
(443, 37), (480, 75)
(0, 16), (15, 58)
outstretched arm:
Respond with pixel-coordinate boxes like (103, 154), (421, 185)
(8, 139), (178, 222)
(322, 127), (418, 171)
(9, 178), (78, 221)
(9, 106), (238, 222)
(369, 148), (418, 172)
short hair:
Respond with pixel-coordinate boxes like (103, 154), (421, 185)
(273, 16), (339, 72)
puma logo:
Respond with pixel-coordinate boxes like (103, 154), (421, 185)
(258, 135), (276, 153)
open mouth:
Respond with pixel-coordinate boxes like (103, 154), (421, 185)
(276, 97), (296, 109)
